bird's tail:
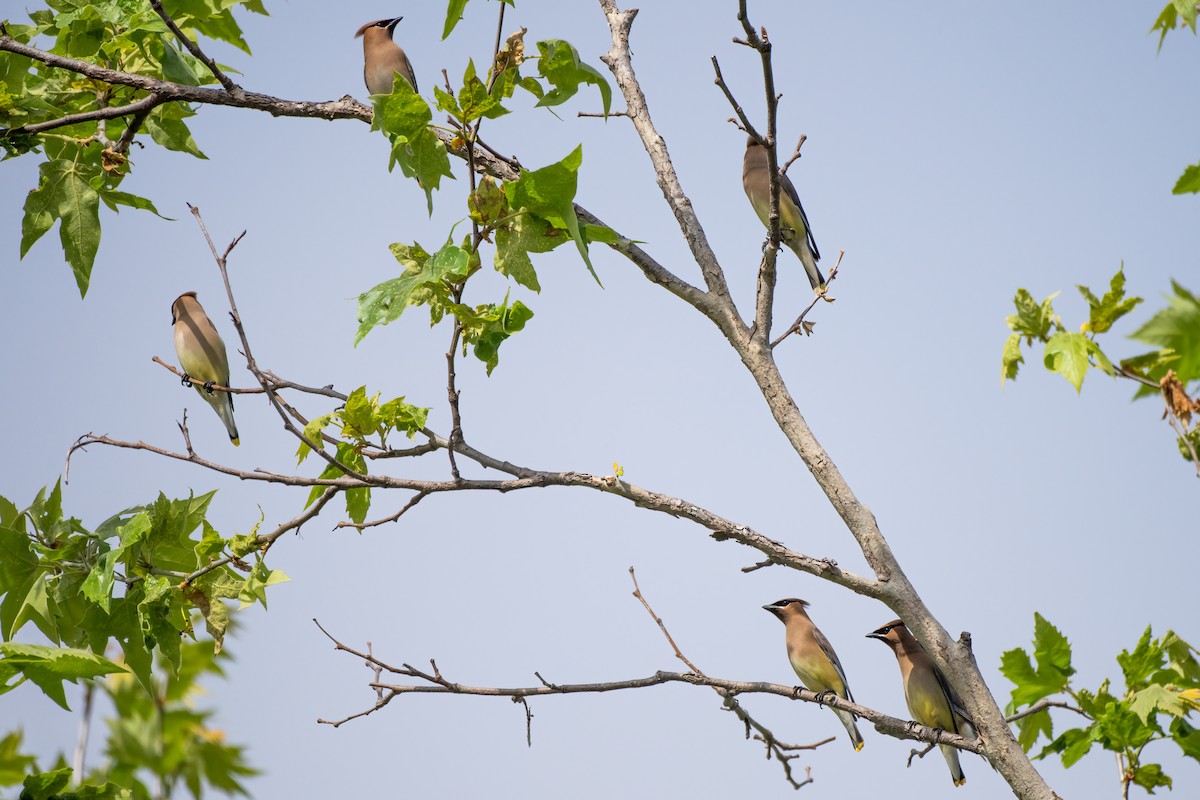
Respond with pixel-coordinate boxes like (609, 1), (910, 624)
(939, 743), (966, 787)
(200, 387), (240, 446)
(787, 235), (825, 291)
(833, 708), (864, 752)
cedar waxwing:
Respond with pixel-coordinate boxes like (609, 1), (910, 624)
(742, 136), (824, 291)
(171, 292), (239, 446)
(764, 598), (864, 751)
(356, 17), (418, 95)
(867, 620), (976, 787)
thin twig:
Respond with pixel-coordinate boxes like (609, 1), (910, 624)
(628, 567), (830, 789)
(335, 491), (429, 530)
(770, 251), (843, 348)
(629, 567), (704, 675)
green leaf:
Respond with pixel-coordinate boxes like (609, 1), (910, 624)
(1001, 613), (1074, 709)
(494, 211), (573, 291)
(535, 39), (611, 116)
(81, 549), (121, 614)
(1172, 718), (1200, 763)
(20, 144), (103, 297)
(296, 413), (333, 464)
(1001, 332), (1024, 384)
(1133, 762), (1173, 793)
(97, 186), (173, 220)
(1094, 700), (1158, 751)
(19, 767), (72, 800)
(391, 127), (454, 215)
(0, 526), (40, 640)
(1162, 631), (1200, 683)
(136, 575), (186, 675)
(1131, 281), (1200, 385)
(373, 73), (432, 135)
(456, 59), (508, 123)
(1037, 726), (1098, 767)
(355, 240), (468, 343)
(1173, 162), (1200, 195)
(1043, 331), (1092, 392)
(1015, 707), (1053, 752)
(442, 0), (470, 39)
(145, 103), (207, 159)
(0, 643), (125, 711)
(1005, 289), (1060, 341)
(194, 519), (226, 562)
(1119, 627), (1165, 690)
(157, 38), (201, 85)
(1077, 267), (1143, 334)
(238, 558), (289, 610)
(1130, 684), (1189, 724)
(467, 295), (534, 375)
(504, 146), (601, 285)
(0, 730), (37, 787)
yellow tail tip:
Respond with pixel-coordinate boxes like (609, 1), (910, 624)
(954, 778), (966, 787)
(854, 741), (865, 752)
(231, 437), (240, 446)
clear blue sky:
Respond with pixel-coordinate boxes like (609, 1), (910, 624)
(2, 1), (1198, 797)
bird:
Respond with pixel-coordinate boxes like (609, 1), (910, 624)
(742, 135), (824, 291)
(867, 619), (976, 787)
(763, 598), (864, 751)
(171, 292), (239, 446)
(356, 17), (418, 95)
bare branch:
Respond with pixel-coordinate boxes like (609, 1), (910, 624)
(334, 491), (429, 531)
(597, 0), (743, 342)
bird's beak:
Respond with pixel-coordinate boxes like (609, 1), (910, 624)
(762, 604), (781, 617)
(865, 631), (887, 641)
(387, 16), (403, 32)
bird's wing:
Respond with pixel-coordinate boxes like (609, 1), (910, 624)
(932, 665), (974, 734)
(812, 627), (853, 702)
(779, 173), (820, 262)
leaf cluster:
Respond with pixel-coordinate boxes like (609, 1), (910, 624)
(359, 33), (617, 373)
(0, 482), (288, 697)
(1002, 268), (1200, 464)
(295, 386), (430, 524)
(1002, 614), (1200, 794)
(2, 0), (266, 296)
(2, 639), (257, 799)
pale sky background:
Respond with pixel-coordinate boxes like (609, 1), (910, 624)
(2, 2), (1198, 798)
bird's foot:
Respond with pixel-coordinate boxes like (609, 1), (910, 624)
(180, 373), (193, 388)
(202, 380), (216, 395)
(814, 690), (835, 707)
(791, 685), (804, 700)
(906, 720), (921, 732)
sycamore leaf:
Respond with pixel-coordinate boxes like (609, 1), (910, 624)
(1000, 613), (1074, 709)
(1077, 267), (1143, 334)
(1044, 331), (1091, 392)
(1006, 289), (1060, 341)
(1174, 162), (1200, 195)
(0, 642), (125, 711)
(1131, 281), (1200, 385)
(504, 146), (600, 284)
(535, 39), (611, 116)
